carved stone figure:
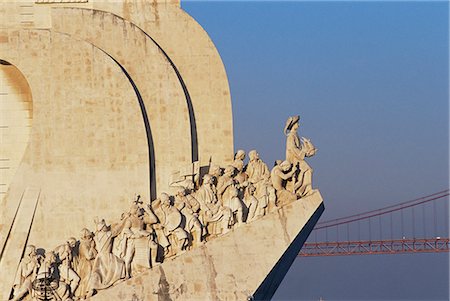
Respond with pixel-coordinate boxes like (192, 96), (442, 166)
(174, 187), (204, 246)
(4, 114), (322, 299)
(183, 180), (201, 214)
(33, 251), (71, 301)
(144, 200), (171, 258)
(87, 219), (126, 296)
(195, 174), (232, 236)
(232, 159), (248, 200)
(271, 160), (297, 205)
(222, 187), (245, 226)
(75, 228), (97, 299)
(156, 193), (189, 256)
(53, 237), (80, 296)
(261, 173), (277, 211)
(209, 164), (222, 185)
(116, 204), (158, 278)
(246, 150), (270, 185)
(233, 149), (246, 170)
(11, 245), (39, 301)
(246, 150), (271, 206)
(243, 184), (258, 222)
(216, 165), (238, 204)
(284, 115), (317, 197)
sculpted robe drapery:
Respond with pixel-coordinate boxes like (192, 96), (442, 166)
(89, 229), (125, 291)
(12, 256), (37, 296)
(285, 130), (316, 197)
(286, 131), (312, 171)
(246, 159), (270, 201)
(75, 238), (97, 297)
(246, 160), (270, 184)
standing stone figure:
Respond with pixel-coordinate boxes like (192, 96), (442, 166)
(284, 115), (317, 197)
(233, 149), (246, 168)
(75, 228), (97, 299)
(222, 187), (245, 226)
(53, 237), (80, 296)
(243, 184), (259, 222)
(143, 199), (171, 258)
(232, 149), (247, 188)
(174, 187), (204, 246)
(87, 219), (126, 296)
(11, 245), (39, 301)
(232, 159), (248, 200)
(157, 193), (189, 255)
(117, 204), (157, 278)
(246, 150), (271, 205)
(216, 165), (238, 204)
(195, 174), (232, 236)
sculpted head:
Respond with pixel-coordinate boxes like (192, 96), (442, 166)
(45, 251), (57, 265)
(68, 237), (77, 248)
(249, 150), (259, 161)
(284, 115), (300, 135)
(160, 193), (171, 206)
(280, 160), (292, 171)
(25, 245), (36, 257)
(224, 165), (235, 177)
(209, 164), (222, 177)
(176, 187), (185, 197)
(202, 174), (213, 186)
(235, 149), (246, 161)
(96, 219), (108, 232)
(80, 228), (94, 240)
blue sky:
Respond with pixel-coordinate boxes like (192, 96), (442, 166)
(182, 1), (449, 300)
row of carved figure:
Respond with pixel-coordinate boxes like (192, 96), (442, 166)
(11, 115), (316, 301)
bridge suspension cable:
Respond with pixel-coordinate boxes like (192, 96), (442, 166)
(299, 189), (449, 257)
(315, 189), (449, 230)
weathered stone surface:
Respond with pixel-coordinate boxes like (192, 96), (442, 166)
(52, 7), (193, 196)
(0, 0), (234, 166)
(0, 30), (150, 252)
(0, 188), (40, 300)
(89, 192), (324, 301)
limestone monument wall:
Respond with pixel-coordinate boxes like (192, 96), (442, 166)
(0, 0), (233, 254)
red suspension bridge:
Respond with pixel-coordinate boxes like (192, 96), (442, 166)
(299, 189), (449, 257)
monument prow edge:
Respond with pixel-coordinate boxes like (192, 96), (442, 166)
(88, 191), (324, 301)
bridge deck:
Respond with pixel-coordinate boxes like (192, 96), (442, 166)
(298, 238), (450, 257)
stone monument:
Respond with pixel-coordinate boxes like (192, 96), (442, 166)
(0, 1), (324, 300)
